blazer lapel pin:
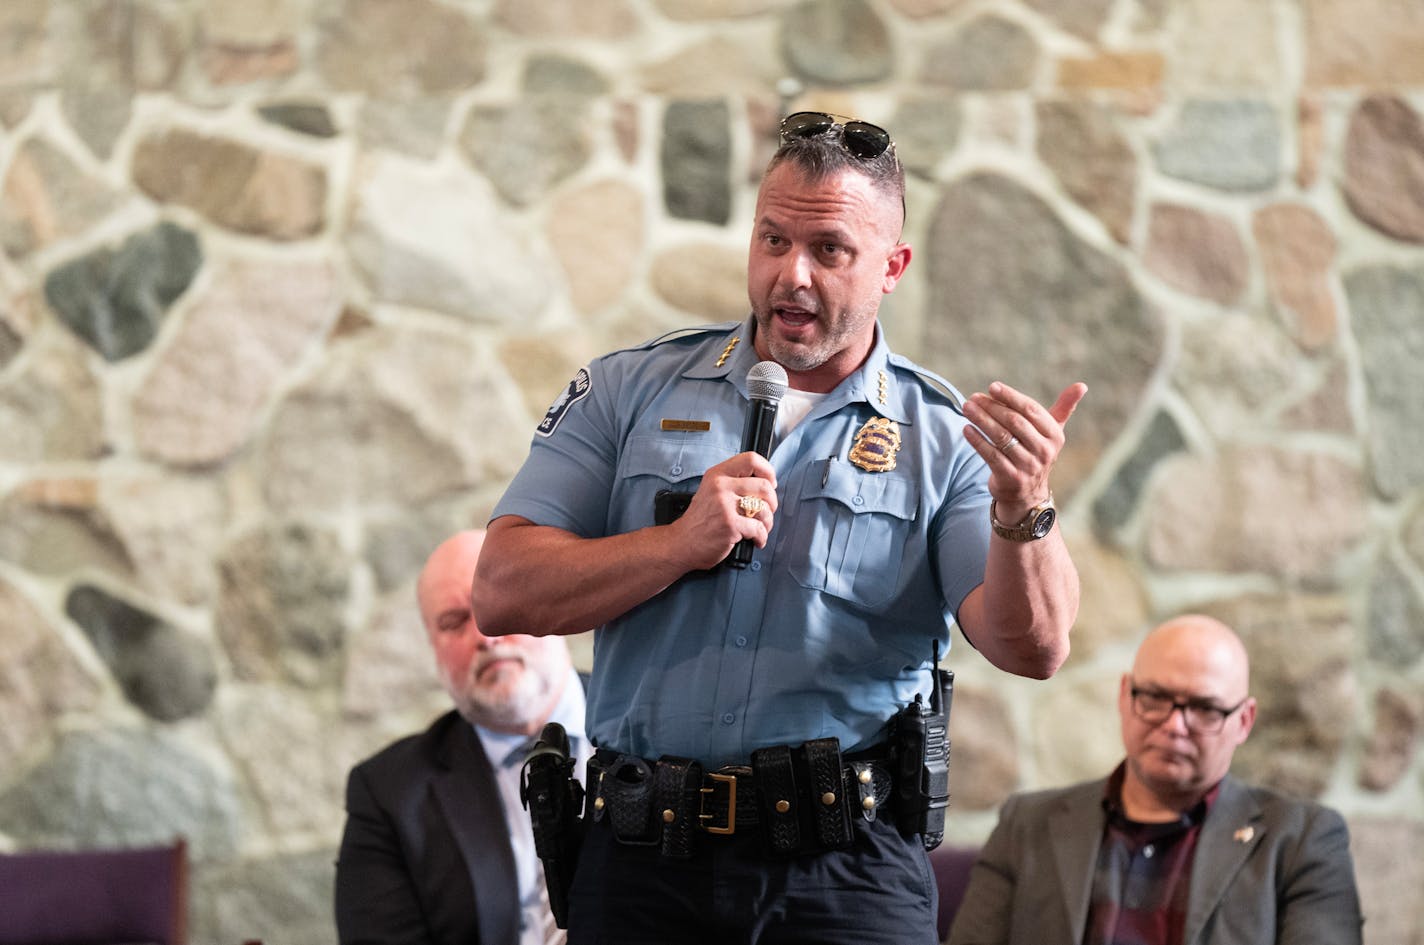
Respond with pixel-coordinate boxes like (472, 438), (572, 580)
(1233, 826), (1254, 843)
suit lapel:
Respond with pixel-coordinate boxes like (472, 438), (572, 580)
(1184, 776), (1263, 945)
(1049, 779), (1108, 940)
(432, 721), (521, 945)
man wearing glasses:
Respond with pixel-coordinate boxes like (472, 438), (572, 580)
(475, 112), (1086, 943)
(948, 614), (1363, 945)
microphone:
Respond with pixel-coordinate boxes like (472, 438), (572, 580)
(725, 360), (789, 569)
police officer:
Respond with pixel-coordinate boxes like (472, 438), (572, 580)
(474, 112), (1087, 945)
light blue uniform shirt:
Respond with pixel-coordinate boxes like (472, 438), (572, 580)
(492, 318), (991, 768)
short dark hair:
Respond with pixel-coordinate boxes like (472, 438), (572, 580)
(764, 132), (906, 226)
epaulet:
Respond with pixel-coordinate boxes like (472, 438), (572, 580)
(617, 322), (739, 354)
(887, 353), (969, 411)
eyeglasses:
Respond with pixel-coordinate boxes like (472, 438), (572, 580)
(779, 111), (894, 160)
(1129, 684), (1248, 734)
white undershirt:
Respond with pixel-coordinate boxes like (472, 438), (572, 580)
(775, 388), (826, 441)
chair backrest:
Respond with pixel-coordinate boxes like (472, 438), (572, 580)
(930, 842), (980, 942)
(0, 837), (188, 945)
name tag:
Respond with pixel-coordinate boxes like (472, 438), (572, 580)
(660, 419), (711, 432)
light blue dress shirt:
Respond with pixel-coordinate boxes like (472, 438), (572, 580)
(492, 318), (990, 768)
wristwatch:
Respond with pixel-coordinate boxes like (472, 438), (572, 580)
(990, 494), (1056, 542)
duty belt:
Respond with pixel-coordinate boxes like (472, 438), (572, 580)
(586, 737), (895, 858)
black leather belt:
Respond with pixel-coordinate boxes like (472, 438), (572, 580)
(586, 739), (895, 858)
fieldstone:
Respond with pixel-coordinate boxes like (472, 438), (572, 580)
(200, 0), (303, 48)
(1034, 672), (1123, 785)
(662, 100), (732, 225)
(1129, 0), (1172, 34)
(1167, 0), (1282, 89)
(0, 336), (104, 462)
(214, 689), (348, 837)
(1204, 594), (1353, 799)
(650, 242), (750, 322)
(1144, 447), (1366, 584)
(1406, 504), (1424, 570)
(0, 577), (100, 773)
(0, 487), (133, 580)
(1254, 203), (1338, 350)
(1302, 0), (1424, 87)
(257, 102), (337, 137)
(885, 0), (968, 15)
(459, 100), (592, 208)
(0, 137), (125, 259)
(191, 850), (337, 945)
(1065, 531), (1149, 660)
(547, 180), (644, 314)
(1341, 96), (1424, 244)
(343, 590), (445, 720)
(1056, 51), (1164, 92)
(258, 325), (530, 513)
(59, 86), (131, 159)
(216, 522), (350, 687)
(494, 0), (640, 38)
(358, 96), (451, 160)
(363, 507), (469, 593)
(0, 727), (242, 859)
(132, 130), (326, 240)
(1152, 99), (1280, 191)
(0, 0), (49, 85)
(54, 0), (185, 92)
(498, 332), (608, 430)
(317, 0), (486, 95)
(640, 35), (784, 97)
(347, 154), (555, 321)
(1036, 101), (1137, 244)
(1344, 264), (1424, 498)
(1144, 203), (1248, 304)
(1175, 314), (1304, 433)
(0, 305), (23, 371)
(64, 584), (216, 722)
(99, 475), (227, 606)
(922, 15), (1037, 91)
(1359, 687), (1421, 791)
(1023, 0), (1113, 39)
(200, 40), (299, 87)
(131, 258), (337, 467)
(923, 172), (1163, 494)
(782, 0), (893, 86)
(1347, 818), (1424, 945)
(1092, 409), (1187, 540)
(524, 54), (608, 98)
(1366, 555), (1424, 668)
(44, 222), (201, 362)
(891, 97), (964, 180)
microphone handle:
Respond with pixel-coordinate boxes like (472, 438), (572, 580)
(726, 398), (779, 569)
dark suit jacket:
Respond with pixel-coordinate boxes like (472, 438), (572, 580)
(947, 774), (1362, 945)
(335, 710), (520, 945)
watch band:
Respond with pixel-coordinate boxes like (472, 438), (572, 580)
(990, 494), (1056, 542)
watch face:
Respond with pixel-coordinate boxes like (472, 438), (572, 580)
(1031, 507), (1057, 539)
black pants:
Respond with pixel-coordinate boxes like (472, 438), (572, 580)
(565, 812), (939, 945)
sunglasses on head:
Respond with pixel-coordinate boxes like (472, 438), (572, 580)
(779, 111), (894, 160)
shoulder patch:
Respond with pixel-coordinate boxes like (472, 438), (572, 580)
(536, 367), (592, 437)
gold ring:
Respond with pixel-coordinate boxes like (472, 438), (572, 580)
(737, 495), (762, 518)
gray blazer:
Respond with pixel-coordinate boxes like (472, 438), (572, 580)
(947, 774), (1362, 945)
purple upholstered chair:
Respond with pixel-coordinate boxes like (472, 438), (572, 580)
(930, 843), (981, 942)
(0, 838), (187, 945)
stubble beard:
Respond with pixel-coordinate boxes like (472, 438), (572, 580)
(446, 655), (557, 733)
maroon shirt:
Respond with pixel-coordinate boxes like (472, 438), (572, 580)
(1083, 765), (1222, 945)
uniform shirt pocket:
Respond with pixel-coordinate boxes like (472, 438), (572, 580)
(616, 434), (739, 527)
(788, 459), (919, 608)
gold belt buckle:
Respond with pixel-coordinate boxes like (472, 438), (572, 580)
(698, 771), (737, 835)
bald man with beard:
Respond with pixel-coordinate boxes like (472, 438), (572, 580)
(336, 530), (588, 945)
(949, 615), (1363, 945)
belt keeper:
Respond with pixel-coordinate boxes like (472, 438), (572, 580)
(802, 737), (853, 849)
(853, 761), (878, 823)
(751, 744), (802, 854)
(653, 756), (702, 858)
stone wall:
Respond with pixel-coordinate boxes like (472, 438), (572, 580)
(1, 0), (1421, 942)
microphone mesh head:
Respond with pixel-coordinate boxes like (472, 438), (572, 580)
(746, 360), (789, 402)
